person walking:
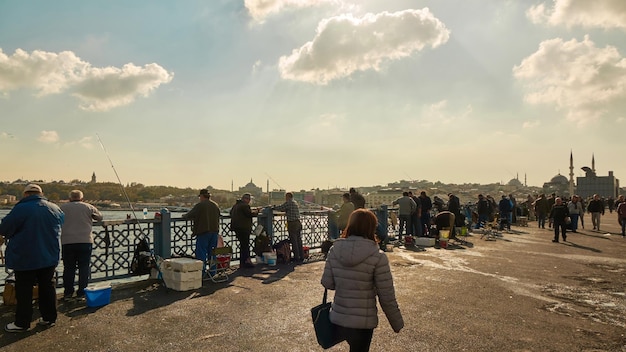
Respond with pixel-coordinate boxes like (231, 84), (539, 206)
(60, 190), (103, 301)
(230, 193), (257, 268)
(183, 189), (220, 276)
(549, 197), (569, 243)
(587, 194), (604, 231)
(533, 194), (549, 229)
(321, 209), (404, 351)
(0, 184), (64, 332)
(273, 192), (304, 263)
(567, 195), (583, 233)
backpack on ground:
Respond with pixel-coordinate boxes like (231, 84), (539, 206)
(273, 239), (291, 264)
(254, 233), (272, 257)
(130, 237), (156, 276)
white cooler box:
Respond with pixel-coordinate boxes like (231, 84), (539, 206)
(160, 258), (203, 291)
(162, 258), (203, 272)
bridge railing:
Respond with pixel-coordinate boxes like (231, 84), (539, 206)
(0, 206), (392, 289)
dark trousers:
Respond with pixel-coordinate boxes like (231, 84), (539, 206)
(421, 212), (431, 235)
(338, 325), (374, 352)
(554, 221), (567, 241)
(410, 213), (422, 236)
(288, 220), (304, 261)
(234, 228), (251, 264)
(62, 243), (92, 297)
(15, 266), (57, 328)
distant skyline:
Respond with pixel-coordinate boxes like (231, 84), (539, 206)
(1, 1), (625, 191)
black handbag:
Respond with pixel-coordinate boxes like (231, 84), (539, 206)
(311, 289), (345, 349)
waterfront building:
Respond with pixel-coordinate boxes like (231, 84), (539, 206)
(576, 154), (620, 199)
(366, 188), (404, 208)
(542, 153), (620, 199)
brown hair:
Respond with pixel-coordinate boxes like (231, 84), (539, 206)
(342, 208), (378, 242)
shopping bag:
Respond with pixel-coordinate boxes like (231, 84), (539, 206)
(311, 289), (345, 349)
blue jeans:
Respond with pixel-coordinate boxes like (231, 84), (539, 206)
(62, 243), (93, 297)
(196, 232), (218, 274)
(476, 214), (489, 228)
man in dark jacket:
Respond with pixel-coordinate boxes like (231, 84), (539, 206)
(447, 193), (463, 227)
(476, 194), (490, 229)
(349, 187), (366, 209)
(587, 194), (604, 231)
(549, 197), (569, 243)
(183, 189), (220, 275)
(498, 195), (512, 231)
(0, 184), (64, 332)
(419, 191), (432, 236)
(230, 193), (257, 268)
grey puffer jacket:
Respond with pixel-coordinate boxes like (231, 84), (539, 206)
(321, 236), (404, 332)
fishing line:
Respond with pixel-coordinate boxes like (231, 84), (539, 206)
(96, 133), (143, 229)
(264, 172), (284, 191)
(97, 133), (166, 286)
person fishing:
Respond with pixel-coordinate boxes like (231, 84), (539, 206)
(272, 192), (304, 263)
(183, 189), (220, 277)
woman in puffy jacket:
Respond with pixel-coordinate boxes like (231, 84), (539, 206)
(321, 208), (403, 351)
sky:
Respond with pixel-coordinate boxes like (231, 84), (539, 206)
(1, 0), (625, 192)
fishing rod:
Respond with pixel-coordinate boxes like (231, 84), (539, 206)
(96, 134), (165, 285)
(96, 134), (144, 229)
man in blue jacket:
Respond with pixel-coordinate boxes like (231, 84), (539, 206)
(0, 184), (64, 333)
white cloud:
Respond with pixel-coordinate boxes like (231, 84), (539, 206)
(527, 0), (626, 30)
(245, 0), (339, 22)
(278, 8), (450, 84)
(0, 48), (173, 111)
(522, 120), (541, 129)
(513, 36), (626, 124)
(38, 130), (59, 143)
(71, 63), (173, 111)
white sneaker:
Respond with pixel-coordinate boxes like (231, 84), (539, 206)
(5, 322), (28, 333)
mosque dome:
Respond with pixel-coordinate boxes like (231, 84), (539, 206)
(550, 174), (568, 184)
(507, 178), (523, 187)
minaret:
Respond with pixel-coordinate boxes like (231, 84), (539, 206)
(524, 173), (527, 187)
(91, 172), (96, 184)
(569, 151), (575, 196)
(592, 153), (595, 173)
(231, 180), (233, 192)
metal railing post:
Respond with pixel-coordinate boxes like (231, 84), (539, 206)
(154, 208), (171, 258)
(259, 207), (274, 243)
(376, 205), (388, 240)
